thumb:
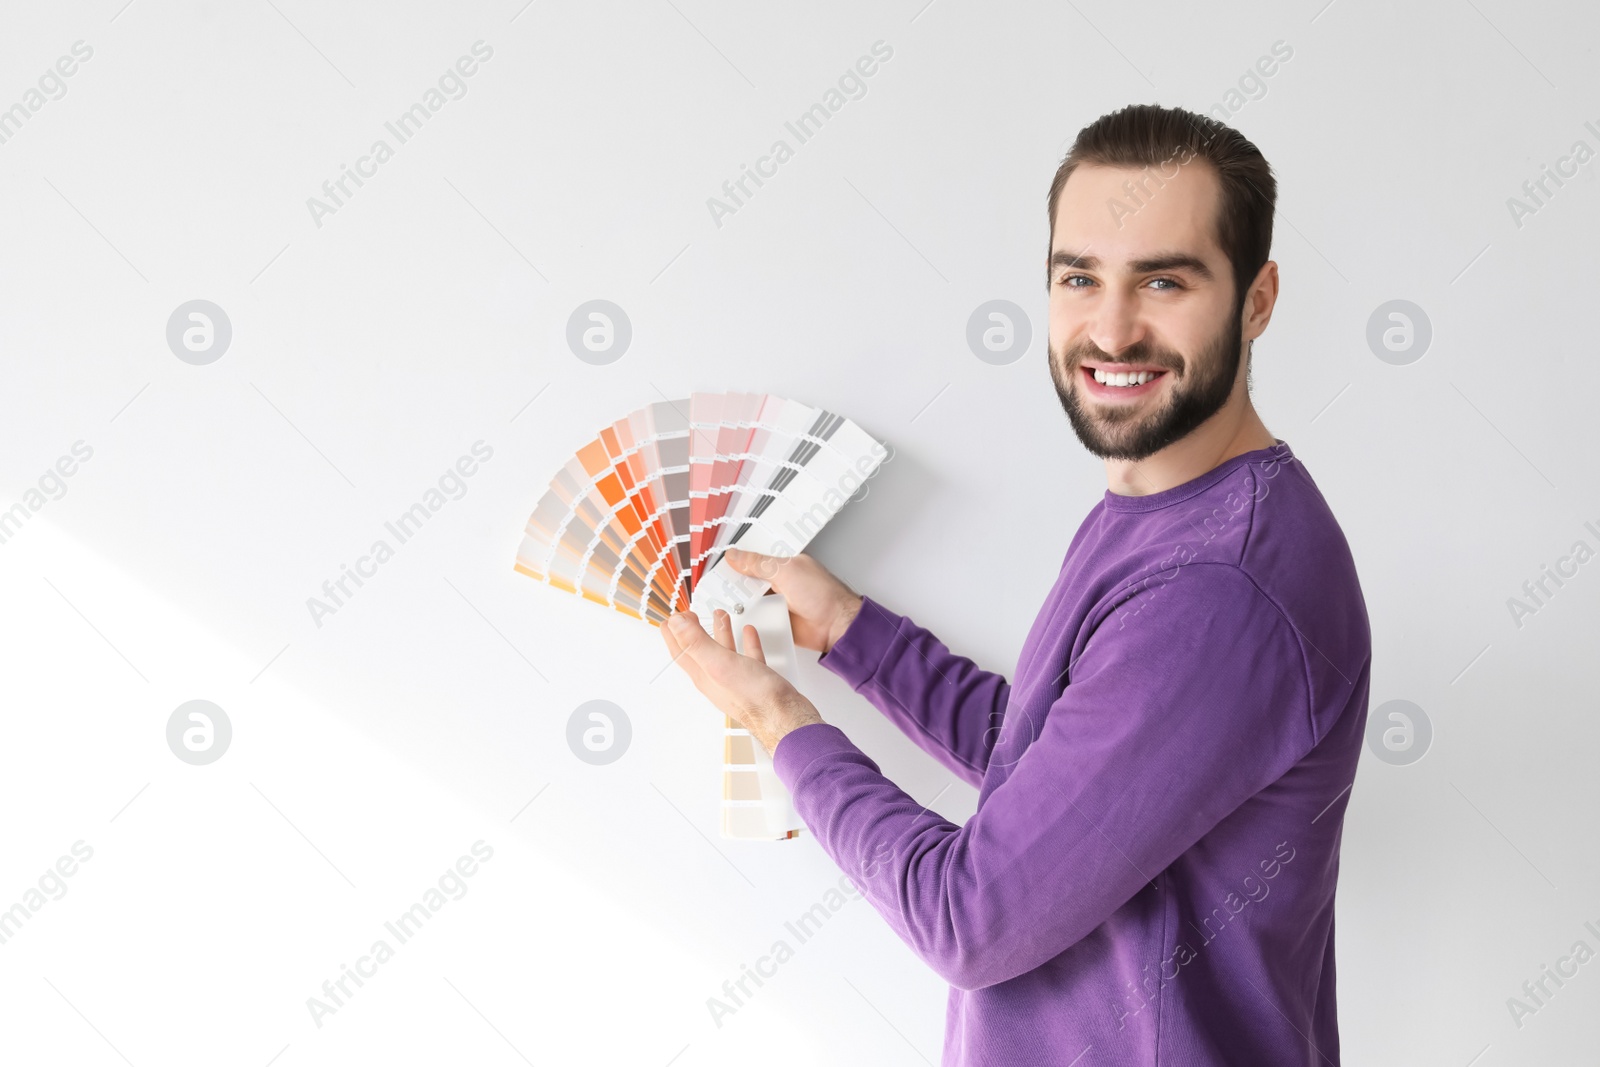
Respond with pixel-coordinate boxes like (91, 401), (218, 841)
(667, 613), (745, 682)
(667, 612), (722, 663)
(667, 611), (707, 647)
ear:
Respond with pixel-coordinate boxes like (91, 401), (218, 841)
(1243, 259), (1279, 344)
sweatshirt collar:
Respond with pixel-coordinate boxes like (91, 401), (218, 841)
(1102, 439), (1293, 513)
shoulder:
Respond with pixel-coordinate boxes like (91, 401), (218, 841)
(1091, 448), (1370, 742)
(1076, 561), (1318, 746)
(1228, 450), (1372, 741)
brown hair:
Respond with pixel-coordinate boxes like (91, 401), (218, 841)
(1046, 104), (1276, 314)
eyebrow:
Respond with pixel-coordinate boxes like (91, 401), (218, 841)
(1050, 249), (1214, 280)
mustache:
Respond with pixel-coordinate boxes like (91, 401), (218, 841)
(1060, 342), (1182, 373)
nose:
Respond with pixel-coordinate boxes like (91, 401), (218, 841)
(1086, 286), (1147, 357)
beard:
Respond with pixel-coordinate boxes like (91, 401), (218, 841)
(1049, 305), (1244, 462)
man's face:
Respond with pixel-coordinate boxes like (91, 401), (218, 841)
(1047, 160), (1244, 461)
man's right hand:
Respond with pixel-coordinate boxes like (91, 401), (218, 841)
(722, 548), (863, 655)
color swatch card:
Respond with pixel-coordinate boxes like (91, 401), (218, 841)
(514, 392), (889, 840)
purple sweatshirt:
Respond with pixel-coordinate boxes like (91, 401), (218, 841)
(772, 440), (1371, 1066)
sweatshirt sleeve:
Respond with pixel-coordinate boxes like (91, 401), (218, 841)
(815, 595), (1010, 789)
(773, 564), (1316, 991)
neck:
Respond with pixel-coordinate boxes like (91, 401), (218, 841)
(1105, 402), (1276, 497)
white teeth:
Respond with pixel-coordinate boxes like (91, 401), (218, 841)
(1092, 368), (1158, 387)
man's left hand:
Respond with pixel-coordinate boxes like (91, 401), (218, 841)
(661, 608), (824, 757)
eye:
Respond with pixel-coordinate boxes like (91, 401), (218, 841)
(1058, 274), (1094, 288)
(1147, 277), (1182, 291)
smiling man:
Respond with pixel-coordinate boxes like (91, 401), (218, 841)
(664, 103), (1371, 1066)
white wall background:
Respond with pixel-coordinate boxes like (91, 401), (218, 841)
(1, 1), (1596, 1063)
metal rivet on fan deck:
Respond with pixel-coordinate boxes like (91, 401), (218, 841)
(732, 603), (744, 614)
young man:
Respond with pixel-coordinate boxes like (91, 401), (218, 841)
(664, 103), (1371, 1066)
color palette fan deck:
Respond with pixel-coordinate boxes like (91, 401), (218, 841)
(514, 391), (889, 839)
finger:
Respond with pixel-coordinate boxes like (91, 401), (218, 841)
(726, 547), (784, 583)
(666, 611), (705, 650)
(668, 612), (736, 673)
(670, 611), (759, 689)
(712, 608), (735, 651)
(659, 616), (709, 687)
(664, 612), (713, 670)
(659, 615), (680, 654)
(742, 623), (766, 665)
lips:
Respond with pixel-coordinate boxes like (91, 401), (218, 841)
(1081, 364), (1168, 376)
(1079, 364), (1167, 400)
